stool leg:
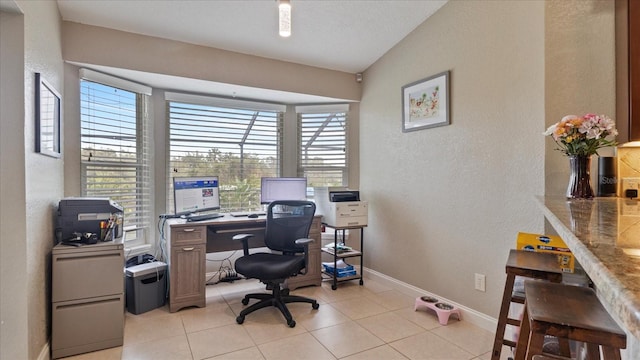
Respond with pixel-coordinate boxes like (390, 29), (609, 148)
(558, 338), (571, 357)
(514, 302), (530, 360)
(492, 273), (516, 360)
(601, 345), (622, 360)
(525, 332), (545, 360)
(585, 343), (601, 360)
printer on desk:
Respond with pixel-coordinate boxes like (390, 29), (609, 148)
(314, 187), (368, 227)
(56, 197), (124, 244)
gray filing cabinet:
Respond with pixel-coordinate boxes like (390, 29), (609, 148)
(51, 240), (124, 359)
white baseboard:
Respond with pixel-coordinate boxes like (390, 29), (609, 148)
(363, 267), (497, 333)
(38, 341), (50, 360)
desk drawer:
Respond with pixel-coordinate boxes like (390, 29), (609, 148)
(171, 226), (206, 245)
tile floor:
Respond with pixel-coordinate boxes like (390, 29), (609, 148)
(63, 278), (514, 360)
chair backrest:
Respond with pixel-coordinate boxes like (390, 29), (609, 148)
(264, 200), (316, 253)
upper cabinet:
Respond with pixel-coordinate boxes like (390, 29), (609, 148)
(630, 0), (639, 140)
(617, 0), (640, 142)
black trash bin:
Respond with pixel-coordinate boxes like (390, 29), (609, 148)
(125, 261), (167, 315)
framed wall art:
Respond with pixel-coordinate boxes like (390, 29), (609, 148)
(35, 72), (61, 158)
(402, 70), (450, 132)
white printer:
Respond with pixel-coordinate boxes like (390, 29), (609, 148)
(314, 187), (368, 227)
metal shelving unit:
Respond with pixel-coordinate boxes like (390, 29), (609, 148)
(321, 224), (365, 290)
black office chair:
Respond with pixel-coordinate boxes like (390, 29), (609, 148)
(232, 200), (319, 327)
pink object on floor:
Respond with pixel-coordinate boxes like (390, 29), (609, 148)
(414, 296), (461, 325)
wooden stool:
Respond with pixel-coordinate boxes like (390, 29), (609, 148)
(516, 280), (626, 360)
(491, 250), (564, 360)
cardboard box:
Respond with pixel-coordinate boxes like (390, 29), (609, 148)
(516, 232), (575, 273)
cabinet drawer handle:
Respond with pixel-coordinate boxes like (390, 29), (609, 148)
(182, 247), (195, 251)
(182, 228), (195, 232)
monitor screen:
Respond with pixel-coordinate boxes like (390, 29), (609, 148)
(173, 176), (220, 215)
(260, 177), (308, 204)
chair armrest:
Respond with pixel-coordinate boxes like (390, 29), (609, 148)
(294, 237), (314, 275)
(232, 233), (254, 256)
(294, 238), (314, 246)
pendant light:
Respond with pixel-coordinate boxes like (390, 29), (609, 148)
(279, 0), (291, 37)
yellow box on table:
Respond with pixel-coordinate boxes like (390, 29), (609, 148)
(516, 232), (574, 273)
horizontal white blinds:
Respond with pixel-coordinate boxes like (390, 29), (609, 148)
(298, 110), (348, 187)
(167, 99), (282, 212)
(80, 79), (151, 243)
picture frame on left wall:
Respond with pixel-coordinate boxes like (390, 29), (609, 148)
(35, 72), (61, 158)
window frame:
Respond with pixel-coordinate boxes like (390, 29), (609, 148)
(79, 69), (153, 248)
(165, 92), (286, 214)
(297, 104), (350, 188)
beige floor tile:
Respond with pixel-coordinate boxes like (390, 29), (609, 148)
(390, 331), (474, 360)
(206, 346), (265, 359)
(311, 321), (384, 358)
(76, 276), (502, 360)
(61, 346), (123, 360)
(356, 312), (426, 343)
(430, 321), (494, 357)
(340, 344), (409, 360)
(187, 323), (255, 360)
(369, 290), (416, 311)
(124, 304), (175, 322)
(237, 306), (308, 344)
(393, 307), (443, 330)
(258, 332), (336, 360)
(205, 290), (231, 308)
(290, 284), (332, 304)
(332, 297), (388, 320)
(180, 304), (239, 333)
(359, 277), (394, 293)
(289, 302), (350, 331)
(318, 282), (376, 303)
(123, 313), (185, 345)
(121, 334), (192, 360)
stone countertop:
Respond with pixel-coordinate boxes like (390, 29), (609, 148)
(536, 196), (640, 340)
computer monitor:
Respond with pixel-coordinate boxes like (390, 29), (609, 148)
(260, 177), (308, 204)
(173, 176), (220, 215)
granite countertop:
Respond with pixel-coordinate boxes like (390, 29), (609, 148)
(536, 196), (640, 340)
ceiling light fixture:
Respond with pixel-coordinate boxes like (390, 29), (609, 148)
(279, 0), (291, 37)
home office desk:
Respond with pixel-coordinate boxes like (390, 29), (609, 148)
(164, 214), (322, 312)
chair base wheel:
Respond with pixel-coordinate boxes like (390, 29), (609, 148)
(312, 302), (319, 310)
(236, 315), (245, 324)
(288, 320), (296, 327)
(241, 298), (249, 305)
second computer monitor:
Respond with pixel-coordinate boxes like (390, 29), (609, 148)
(260, 177), (307, 204)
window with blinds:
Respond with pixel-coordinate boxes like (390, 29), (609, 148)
(298, 106), (349, 187)
(167, 95), (283, 213)
(80, 79), (151, 245)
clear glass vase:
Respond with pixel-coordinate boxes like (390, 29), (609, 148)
(566, 155), (594, 199)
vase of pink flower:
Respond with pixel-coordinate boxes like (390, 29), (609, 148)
(544, 114), (618, 199)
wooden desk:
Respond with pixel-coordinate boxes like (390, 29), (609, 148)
(164, 215), (322, 312)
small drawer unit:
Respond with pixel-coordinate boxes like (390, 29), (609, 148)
(165, 222), (207, 312)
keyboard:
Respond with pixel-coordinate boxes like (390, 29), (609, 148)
(185, 213), (224, 222)
(229, 212), (266, 217)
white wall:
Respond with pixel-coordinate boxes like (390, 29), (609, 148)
(544, 0), (617, 197)
(1, 0), (64, 358)
(0, 8), (28, 360)
(360, 0), (546, 317)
